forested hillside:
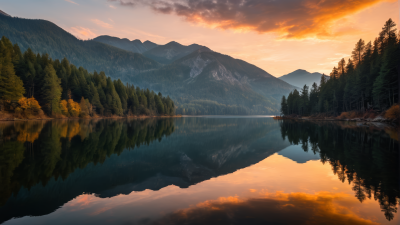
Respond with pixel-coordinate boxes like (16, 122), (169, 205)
(131, 47), (295, 115)
(0, 14), (160, 80)
(0, 37), (175, 118)
(281, 19), (399, 116)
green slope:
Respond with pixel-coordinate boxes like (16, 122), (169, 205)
(0, 15), (160, 80)
(131, 48), (296, 115)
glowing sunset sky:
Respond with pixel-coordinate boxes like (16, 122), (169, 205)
(1, 0), (399, 76)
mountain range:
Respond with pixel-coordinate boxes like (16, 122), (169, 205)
(0, 11), (300, 114)
(279, 69), (329, 89)
(93, 35), (159, 54)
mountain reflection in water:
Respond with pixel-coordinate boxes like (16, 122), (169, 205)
(0, 117), (398, 225)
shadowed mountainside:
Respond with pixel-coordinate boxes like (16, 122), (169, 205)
(279, 69), (328, 88)
(0, 15), (160, 80)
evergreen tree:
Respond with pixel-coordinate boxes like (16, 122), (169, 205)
(280, 96), (288, 115)
(352, 39), (365, 66)
(0, 54), (25, 101)
(41, 65), (62, 115)
(280, 19), (399, 116)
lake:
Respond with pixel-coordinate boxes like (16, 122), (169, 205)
(0, 117), (398, 225)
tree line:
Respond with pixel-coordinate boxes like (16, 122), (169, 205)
(280, 19), (399, 116)
(0, 36), (175, 118)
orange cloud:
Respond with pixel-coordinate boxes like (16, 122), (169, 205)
(110, 0), (396, 39)
(150, 191), (378, 225)
(68, 26), (97, 40)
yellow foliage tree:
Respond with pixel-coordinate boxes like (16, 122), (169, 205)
(385, 105), (400, 120)
(18, 97), (41, 115)
(67, 99), (81, 117)
(60, 100), (69, 116)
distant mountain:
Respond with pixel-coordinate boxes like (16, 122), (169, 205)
(278, 145), (321, 163)
(143, 41), (205, 64)
(131, 47), (296, 114)
(0, 14), (160, 79)
(143, 40), (158, 50)
(279, 69), (329, 88)
(93, 35), (158, 53)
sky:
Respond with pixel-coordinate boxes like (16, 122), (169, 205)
(1, 0), (399, 77)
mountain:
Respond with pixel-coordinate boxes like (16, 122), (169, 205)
(0, 12), (295, 114)
(279, 69), (329, 88)
(130, 47), (296, 114)
(0, 10), (10, 17)
(0, 14), (160, 80)
(93, 35), (158, 53)
(278, 145), (321, 163)
(143, 40), (158, 50)
(143, 41), (205, 64)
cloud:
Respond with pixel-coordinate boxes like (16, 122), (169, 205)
(65, 0), (79, 5)
(91, 19), (113, 28)
(109, 5), (117, 9)
(147, 192), (378, 225)
(68, 27), (97, 40)
(108, 0), (395, 39)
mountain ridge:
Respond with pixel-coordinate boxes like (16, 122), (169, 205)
(0, 15), (161, 80)
(93, 35), (159, 53)
(0, 10), (10, 17)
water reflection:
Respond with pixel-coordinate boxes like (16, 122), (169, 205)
(0, 118), (398, 225)
(279, 120), (399, 221)
(150, 192), (377, 225)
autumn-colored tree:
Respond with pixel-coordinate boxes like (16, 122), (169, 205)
(60, 100), (69, 116)
(18, 97), (41, 115)
(67, 99), (81, 117)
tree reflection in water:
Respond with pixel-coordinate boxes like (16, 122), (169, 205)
(279, 120), (399, 221)
(0, 119), (175, 206)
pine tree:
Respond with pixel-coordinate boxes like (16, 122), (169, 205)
(0, 47), (25, 101)
(41, 65), (62, 115)
(155, 94), (165, 114)
(280, 96), (288, 115)
(79, 97), (89, 117)
(352, 39), (366, 66)
(300, 85), (309, 115)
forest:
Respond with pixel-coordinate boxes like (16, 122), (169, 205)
(0, 36), (175, 118)
(280, 19), (399, 116)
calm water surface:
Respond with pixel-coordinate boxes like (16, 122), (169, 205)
(0, 117), (398, 225)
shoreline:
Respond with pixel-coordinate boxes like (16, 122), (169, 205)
(273, 116), (398, 128)
(0, 114), (182, 121)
